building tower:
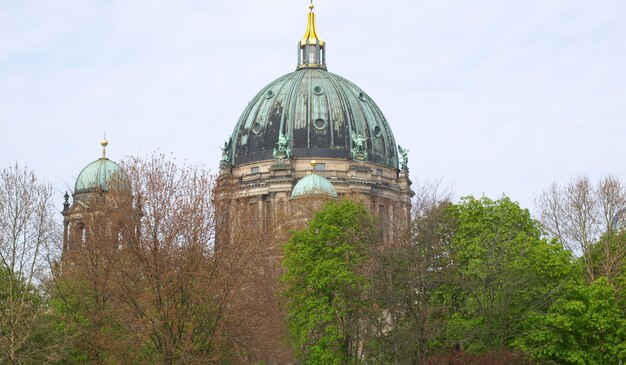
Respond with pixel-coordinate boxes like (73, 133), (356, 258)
(216, 3), (413, 239)
(214, 4), (414, 363)
(62, 139), (131, 252)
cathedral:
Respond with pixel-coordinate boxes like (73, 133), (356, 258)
(60, 3), (413, 362)
(63, 2), (413, 254)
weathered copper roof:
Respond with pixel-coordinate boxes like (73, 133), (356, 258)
(291, 172), (337, 198)
(74, 157), (129, 194)
(226, 68), (399, 169)
(74, 141), (130, 194)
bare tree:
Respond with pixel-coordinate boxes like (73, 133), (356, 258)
(53, 154), (246, 364)
(536, 175), (626, 281)
(118, 154), (224, 364)
(215, 192), (311, 364)
(365, 180), (454, 364)
(0, 163), (59, 364)
(596, 176), (626, 280)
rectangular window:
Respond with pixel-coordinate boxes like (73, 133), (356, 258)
(376, 169), (383, 176)
(314, 163), (326, 171)
(251, 166), (260, 174)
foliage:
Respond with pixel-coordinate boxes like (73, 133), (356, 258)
(423, 349), (535, 365)
(362, 190), (456, 363)
(537, 175), (626, 281)
(282, 200), (375, 364)
(5, 158), (626, 364)
(50, 265), (133, 364)
(438, 196), (577, 351)
(0, 268), (39, 363)
(50, 154), (235, 364)
(0, 163), (60, 364)
(515, 277), (626, 364)
(590, 230), (626, 290)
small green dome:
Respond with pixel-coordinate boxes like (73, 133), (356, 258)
(291, 173), (337, 198)
(74, 158), (129, 194)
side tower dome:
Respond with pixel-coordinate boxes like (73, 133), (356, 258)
(74, 140), (129, 193)
(62, 139), (131, 253)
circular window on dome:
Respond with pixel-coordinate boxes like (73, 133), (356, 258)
(313, 86), (323, 95)
(313, 118), (326, 130)
(265, 90), (274, 99)
(251, 122), (263, 134)
(373, 125), (382, 137)
(358, 92), (367, 101)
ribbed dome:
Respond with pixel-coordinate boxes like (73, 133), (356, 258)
(74, 158), (129, 194)
(227, 68), (398, 169)
(291, 173), (337, 198)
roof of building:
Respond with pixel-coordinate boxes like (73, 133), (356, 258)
(74, 140), (130, 194)
(291, 171), (337, 198)
(224, 5), (399, 170)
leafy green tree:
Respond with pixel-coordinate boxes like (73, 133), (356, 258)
(282, 200), (375, 364)
(0, 268), (39, 363)
(515, 278), (626, 364)
(423, 349), (535, 365)
(440, 196), (576, 352)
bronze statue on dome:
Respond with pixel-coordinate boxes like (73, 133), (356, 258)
(273, 132), (292, 161)
(351, 132), (367, 161)
(398, 145), (409, 173)
(219, 141), (230, 168)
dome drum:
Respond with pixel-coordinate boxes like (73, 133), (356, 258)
(228, 157), (404, 200)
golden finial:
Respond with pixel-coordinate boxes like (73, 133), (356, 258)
(101, 138), (108, 158)
(310, 160), (317, 168)
(300, 1), (324, 47)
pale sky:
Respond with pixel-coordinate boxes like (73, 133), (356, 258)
(2, 0), (625, 215)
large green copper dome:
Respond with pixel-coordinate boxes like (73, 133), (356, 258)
(224, 6), (398, 170)
(227, 68), (398, 169)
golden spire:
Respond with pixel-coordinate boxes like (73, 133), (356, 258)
(300, 1), (324, 47)
(101, 138), (108, 159)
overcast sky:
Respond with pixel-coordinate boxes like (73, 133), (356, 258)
(2, 0), (625, 215)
